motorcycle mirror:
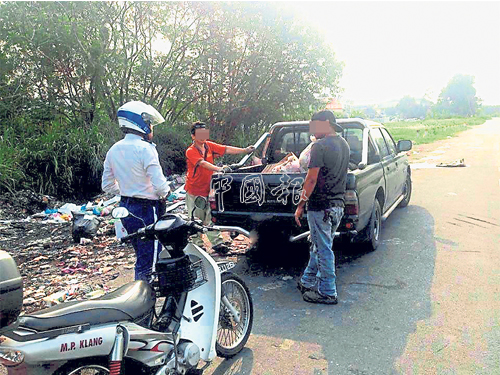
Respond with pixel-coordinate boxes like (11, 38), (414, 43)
(194, 196), (207, 210)
(112, 207), (130, 219)
(191, 196), (207, 221)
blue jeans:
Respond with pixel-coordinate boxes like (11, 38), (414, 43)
(120, 197), (162, 283)
(300, 207), (344, 297)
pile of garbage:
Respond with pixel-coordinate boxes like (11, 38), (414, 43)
(0, 174), (252, 315)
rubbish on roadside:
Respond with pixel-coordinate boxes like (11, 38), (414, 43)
(436, 158), (466, 168)
(103, 195), (121, 207)
(282, 276), (293, 281)
(114, 219), (128, 239)
(43, 291), (67, 305)
(71, 212), (100, 243)
(1, 174), (246, 317)
(79, 237), (92, 245)
(58, 203), (80, 216)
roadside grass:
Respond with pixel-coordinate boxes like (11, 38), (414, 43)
(383, 117), (490, 144)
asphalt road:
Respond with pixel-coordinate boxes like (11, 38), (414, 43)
(205, 118), (500, 375)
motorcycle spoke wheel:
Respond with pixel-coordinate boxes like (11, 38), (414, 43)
(216, 273), (253, 358)
(65, 365), (109, 375)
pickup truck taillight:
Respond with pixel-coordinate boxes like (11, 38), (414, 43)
(344, 190), (359, 215)
(209, 188), (216, 211)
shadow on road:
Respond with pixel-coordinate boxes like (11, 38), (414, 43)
(209, 348), (254, 375)
(211, 205), (436, 374)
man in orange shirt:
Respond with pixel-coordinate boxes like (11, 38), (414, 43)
(185, 122), (254, 253)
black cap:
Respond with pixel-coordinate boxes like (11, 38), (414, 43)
(190, 122), (207, 135)
(311, 110), (343, 132)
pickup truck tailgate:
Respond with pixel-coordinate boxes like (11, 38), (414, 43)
(210, 171), (306, 223)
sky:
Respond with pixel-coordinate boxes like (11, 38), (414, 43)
(287, 1), (500, 106)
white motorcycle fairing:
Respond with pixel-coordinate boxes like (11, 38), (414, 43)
(180, 243), (221, 361)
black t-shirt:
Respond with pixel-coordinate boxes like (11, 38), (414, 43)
(307, 135), (350, 211)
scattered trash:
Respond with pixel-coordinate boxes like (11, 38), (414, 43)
(0, 175), (246, 316)
(436, 158), (466, 168)
(282, 276), (293, 281)
(72, 212), (100, 243)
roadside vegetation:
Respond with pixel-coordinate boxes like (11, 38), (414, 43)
(0, 2), (342, 198)
(384, 116), (491, 145)
(0, 2), (494, 199)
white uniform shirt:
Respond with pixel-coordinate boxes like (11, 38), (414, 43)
(101, 134), (170, 200)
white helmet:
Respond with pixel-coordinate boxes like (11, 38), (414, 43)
(117, 101), (165, 134)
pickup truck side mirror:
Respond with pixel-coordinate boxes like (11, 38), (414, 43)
(397, 140), (412, 152)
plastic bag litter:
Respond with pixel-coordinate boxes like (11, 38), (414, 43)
(71, 212), (100, 243)
(58, 203), (80, 216)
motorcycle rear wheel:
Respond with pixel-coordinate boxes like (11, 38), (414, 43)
(216, 272), (253, 358)
(55, 359), (110, 375)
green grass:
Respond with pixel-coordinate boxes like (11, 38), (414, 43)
(382, 117), (491, 145)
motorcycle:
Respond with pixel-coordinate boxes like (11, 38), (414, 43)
(0, 198), (254, 374)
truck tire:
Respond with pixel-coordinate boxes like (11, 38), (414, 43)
(398, 172), (412, 208)
(357, 199), (382, 251)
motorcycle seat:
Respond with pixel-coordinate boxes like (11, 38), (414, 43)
(18, 281), (155, 332)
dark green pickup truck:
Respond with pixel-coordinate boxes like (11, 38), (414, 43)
(209, 119), (412, 250)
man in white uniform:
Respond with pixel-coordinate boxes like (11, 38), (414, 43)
(102, 101), (171, 282)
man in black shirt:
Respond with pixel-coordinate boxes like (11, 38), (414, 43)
(294, 110), (350, 304)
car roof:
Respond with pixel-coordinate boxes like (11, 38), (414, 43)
(269, 118), (383, 132)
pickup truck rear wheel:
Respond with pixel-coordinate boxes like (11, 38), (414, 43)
(398, 172), (412, 208)
(358, 199), (382, 251)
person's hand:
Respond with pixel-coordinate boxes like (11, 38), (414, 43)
(294, 205), (304, 227)
(220, 165), (233, 173)
(245, 146), (255, 154)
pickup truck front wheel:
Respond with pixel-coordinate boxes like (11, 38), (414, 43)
(358, 199), (382, 251)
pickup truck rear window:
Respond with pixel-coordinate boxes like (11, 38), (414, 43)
(271, 129), (311, 162)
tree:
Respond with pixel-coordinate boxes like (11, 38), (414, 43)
(436, 74), (479, 116)
(0, 1), (344, 196)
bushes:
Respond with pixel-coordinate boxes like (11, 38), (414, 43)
(0, 117), (117, 199)
(154, 125), (192, 176)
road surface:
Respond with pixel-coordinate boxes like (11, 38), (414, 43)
(205, 118), (500, 374)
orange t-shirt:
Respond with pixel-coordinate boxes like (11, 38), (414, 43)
(185, 141), (226, 197)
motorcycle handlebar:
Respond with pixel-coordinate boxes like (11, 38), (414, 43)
(189, 221), (207, 233)
(120, 228), (145, 243)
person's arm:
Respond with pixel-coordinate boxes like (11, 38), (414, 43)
(198, 160), (224, 172)
(101, 154), (121, 195)
(294, 167), (319, 227)
(294, 142), (324, 226)
(225, 145), (255, 155)
(144, 147), (171, 198)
